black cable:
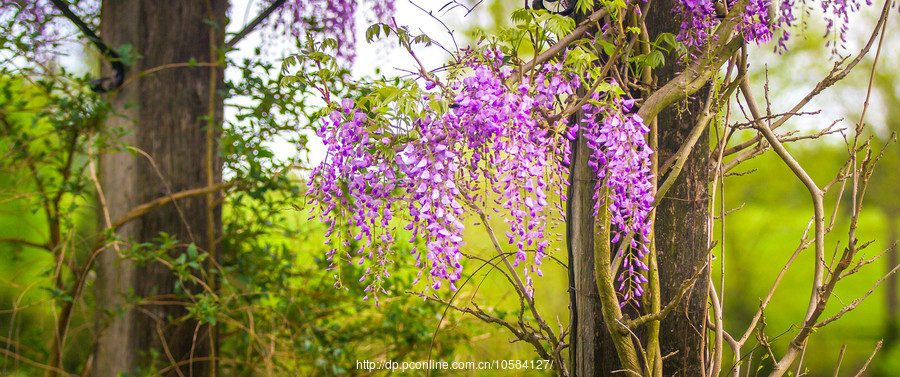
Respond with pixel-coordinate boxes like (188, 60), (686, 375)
(530, 0), (578, 15)
(226, 0), (287, 49)
(48, 0), (124, 92)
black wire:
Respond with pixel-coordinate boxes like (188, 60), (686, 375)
(48, 0), (125, 92)
(225, 0), (287, 49)
(530, 0), (578, 15)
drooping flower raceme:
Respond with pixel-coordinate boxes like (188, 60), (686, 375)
(307, 99), (403, 302)
(309, 51), (578, 299)
(674, 0), (871, 52)
(260, 0), (395, 63)
(673, 0), (773, 48)
(582, 94), (655, 305)
(435, 54), (578, 296)
(308, 50), (655, 305)
(672, 0), (719, 49)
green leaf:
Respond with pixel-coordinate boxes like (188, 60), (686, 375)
(511, 9), (532, 24)
(365, 24), (381, 43)
(412, 34), (433, 46)
(576, 0), (596, 14)
(596, 39), (615, 56)
(114, 43), (141, 66)
(656, 32), (678, 50)
(647, 50), (665, 68)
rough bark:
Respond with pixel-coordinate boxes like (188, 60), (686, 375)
(646, 2), (711, 376)
(565, 0), (711, 375)
(95, 1), (225, 376)
(567, 108), (608, 376)
(564, 1), (612, 373)
(562, 2), (706, 375)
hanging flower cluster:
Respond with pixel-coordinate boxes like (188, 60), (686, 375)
(307, 49), (657, 304)
(308, 50), (582, 299)
(673, 0), (773, 48)
(306, 99), (401, 303)
(672, 0), (719, 48)
(674, 0), (874, 51)
(260, 0), (394, 63)
(435, 52), (577, 296)
(582, 94), (655, 304)
(741, 0), (774, 44)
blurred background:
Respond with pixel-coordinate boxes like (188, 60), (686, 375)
(0, 0), (898, 375)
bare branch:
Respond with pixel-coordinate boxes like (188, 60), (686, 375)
(510, 7), (610, 83)
(851, 340), (883, 377)
(815, 262), (900, 328)
(831, 344), (847, 377)
(226, 0), (287, 49)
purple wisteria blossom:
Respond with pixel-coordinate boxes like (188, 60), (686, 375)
(260, 0), (394, 63)
(818, 0), (871, 47)
(672, 0), (719, 48)
(306, 99), (402, 304)
(673, 0), (773, 48)
(0, 0), (98, 63)
(308, 50), (578, 298)
(674, 0), (871, 51)
(742, 0), (774, 44)
(582, 94), (655, 305)
(308, 50), (656, 305)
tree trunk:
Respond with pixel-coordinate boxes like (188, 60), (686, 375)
(95, 1), (225, 376)
(567, 109), (609, 376)
(566, 1), (710, 375)
(565, 3), (614, 374)
(646, 2), (711, 375)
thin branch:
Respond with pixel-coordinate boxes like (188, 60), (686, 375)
(709, 276), (724, 377)
(472, 208), (559, 346)
(509, 6), (610, 83)
(0, 348), (76, 377)
(737, 220), (809, 346)
(815, 262), (900, 328)
(414, 293), (553, 361)
(722, 0), (893, 158)
(0, 237), (50, 250)
(839, 241), (897, 280)
(226, 0), (287, 49)
(625, 260), (707, 329)
(831, 344), (847, 377)
(852, 340), (883, 377)
(111, 182), (234, 231)
(763, 1), (892, 374)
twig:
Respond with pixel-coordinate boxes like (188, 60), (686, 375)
(626, 260), (707, 329)
(851, 340), (883, 377)
(831, 344), (846, 377)
(722, 0), (892, 159)
(110, 183), (234, 231)
(0, 237), (49, 250)
(225, 0), (287, 48)
(509, 7), (610, 83)
(815, 262), (900, 328)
